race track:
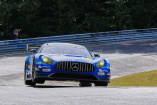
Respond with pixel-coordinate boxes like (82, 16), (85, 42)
(0, 41), (157, 105)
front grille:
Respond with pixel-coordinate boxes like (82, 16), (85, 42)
(55, 61), (95, 72)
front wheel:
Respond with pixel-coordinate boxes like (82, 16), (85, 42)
(79, 82), (92, 87)
(31, 59), (37, 86)
(94, 82), (108, 87)
(24, 62), (35, 86)
(32, 59), (45, 86)
(31, 71), (36, 87)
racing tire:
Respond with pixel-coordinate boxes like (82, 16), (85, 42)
(79, 82), (92, 87)
(31, 59), (36, 86)
(35, 79), (45, 84)
(24, 62), (35, 86)
(32, 59), (45, 86)
(94, 82), (108, 87)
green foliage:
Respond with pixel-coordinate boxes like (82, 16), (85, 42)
(0, 0), (157, 40)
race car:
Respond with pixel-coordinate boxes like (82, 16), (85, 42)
(24, 43), (110, 87)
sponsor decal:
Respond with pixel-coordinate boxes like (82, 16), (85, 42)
(100, 69), (108, 72)
(42, 68), (51, 72)
(38, 65), (42, 68)
(87, 57), (92, 60)
(42, 66), (50, 68)
(99, 69), (102, 72)
(98, 69), (105, 76)
(38, 62), (41, 64)
(102, 70), (108, 72)
(87, 61), (92, 63)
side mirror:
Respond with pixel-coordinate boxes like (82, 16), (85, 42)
(30, 49), (37, 53)
(94, 54), (100, 57)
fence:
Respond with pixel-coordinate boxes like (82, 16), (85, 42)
(0, 28), (157, 54)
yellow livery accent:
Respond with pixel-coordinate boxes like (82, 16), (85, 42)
(38, 62), (41, 64)
(66, 43), (75, 45)
(87, 57), (92, 60)
(38, 65), (42, 68)
(28, 65), (31, 70)
(79, 45), (83, 47)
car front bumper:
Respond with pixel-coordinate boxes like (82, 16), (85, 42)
(34, 72), (110, 83)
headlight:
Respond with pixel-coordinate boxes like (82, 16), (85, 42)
(41, 56), (53, 65)
(96, 60), (105, 68)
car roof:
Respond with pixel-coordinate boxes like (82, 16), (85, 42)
(43, 43), (85, 48)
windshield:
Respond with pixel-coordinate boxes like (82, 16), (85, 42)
(40, 45), (92, 57)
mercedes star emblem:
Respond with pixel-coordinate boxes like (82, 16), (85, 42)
(72, 62), (79, 71)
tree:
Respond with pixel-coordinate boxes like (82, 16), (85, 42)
(1, 0), (157, 40)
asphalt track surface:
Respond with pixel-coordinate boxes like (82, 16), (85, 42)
(1, 40), (157, 105)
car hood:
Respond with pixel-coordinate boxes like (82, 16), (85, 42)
(44, 54), (103, 64)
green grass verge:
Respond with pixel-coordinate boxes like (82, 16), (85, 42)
(108, 70), (157, 87)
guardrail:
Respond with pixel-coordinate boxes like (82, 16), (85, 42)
(0, 28), (157, 54)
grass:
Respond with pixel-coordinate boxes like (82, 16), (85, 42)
(108, 70), (157, 87)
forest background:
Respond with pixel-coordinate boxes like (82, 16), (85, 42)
(0, 0), (157, 40)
